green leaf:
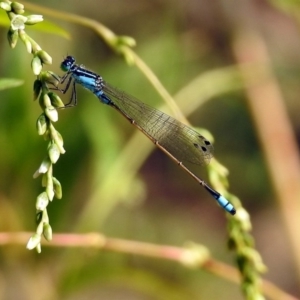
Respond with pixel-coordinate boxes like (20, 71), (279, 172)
(0, 10), (11, 27)
(30, 20), (70, 39)
(0, 78), (24, 91)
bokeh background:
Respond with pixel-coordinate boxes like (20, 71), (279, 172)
(0, 0), (300, 299)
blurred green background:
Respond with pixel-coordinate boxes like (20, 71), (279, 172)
(0, 0), (300, 299)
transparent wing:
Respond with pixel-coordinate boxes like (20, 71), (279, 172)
(102, 82), (213, 165)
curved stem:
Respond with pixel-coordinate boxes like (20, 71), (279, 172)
(0, 231), (297, 300)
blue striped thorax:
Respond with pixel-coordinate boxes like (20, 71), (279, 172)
(60, 56), (111, 104)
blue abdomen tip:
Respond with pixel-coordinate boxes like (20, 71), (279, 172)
(217, 195), (236, 215)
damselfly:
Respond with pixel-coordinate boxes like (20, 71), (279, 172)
(56, 56), (236, 215)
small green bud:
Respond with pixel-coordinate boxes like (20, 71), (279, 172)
(49, 126), (65, 153)
(41, 208), (49, 223)
(7, 27), (18, 48)
(45, 106), (58, 122)
(39, 71), (59, 86)
(7, 11), (15, 20)
(11, 2), (25, 14)
(38, 93), (52, 110)
(49, 92), (64, 108)
(33, 79), (42, 100)
(114, 36), (136, 65)
(48, 143), (60, 163)
(25, 14), (43, 25)
(53, 177), (62, 199)
(29, 38), (41, 53)
(118, 35), (136, 47)
(43, 93), (52, 107)
(0, 2), (11, 11)
(36, 221), (44, 235)
(43, 129), (50, 141)
(26, 234), (41, 250)
(36, 243), (42, 253)
(33, 157), (51, 178)
(45, 172), (54, 201)
(180, 242), (210, 268)
(19, 29), (32, 53)
(36, 113), (48, 135)
(39, 158), (52, 174)
(10, 14), (27, 30)
(36, 191), (49, 211)
(31, 56), (42, 75)
(43, 224), (52, 241)
(46, 184), (54, 201)
(37, 50), (52, 65)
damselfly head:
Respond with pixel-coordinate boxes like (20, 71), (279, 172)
(61, 56), (76, 72)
